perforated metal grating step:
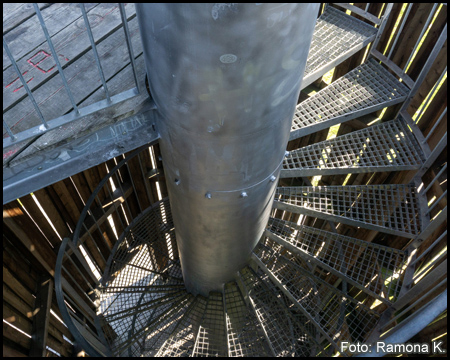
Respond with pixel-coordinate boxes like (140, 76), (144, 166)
(193, 292), (227, 357)
(111, 292), (192, 356)
(302, 6), (378, 89)
(253, 242), (381, 355)
(156, 296), (207, 357)
(239, 267), (319, 357)
(266, 217), (408, 303)
(135, 295), (195, 357)
(292, 59), (410, 140)
(274, 184), (421, 237)
(224, 282), (272, 357)
(283, 118), (425, 177)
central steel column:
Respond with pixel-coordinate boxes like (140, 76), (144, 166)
(136, 3), (319, 296)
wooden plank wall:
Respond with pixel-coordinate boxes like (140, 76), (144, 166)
(3, 2), (447, 357)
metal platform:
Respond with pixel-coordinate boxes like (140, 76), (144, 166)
(274, 184), (422, 238)
(266, 217), (407, 303)
(292, 59), (410, 140)
(283, 118), (425, 177)
(224, 282), (271, 357)
(302, 6), (378, 89)
(253, 243), (381, 353)
(193, 292), (227, 357)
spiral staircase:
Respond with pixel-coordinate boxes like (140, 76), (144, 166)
(54, 4), (447, 357)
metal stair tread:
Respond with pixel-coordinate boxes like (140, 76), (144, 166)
(111, 293), (191, 356)
(192, 292), (227, 357)
(238, 267), (319, 357)
(137, 295), (196, 357)
(156, 296), (208, 357)
(302, 6), (378, 89)
(224, 282), (272, 357)
(292, 58), (410, 140)
(273, 184), (421, 237)
(252, 243), (381, 353)
(283, 118), (425, 177)
(266, 217), (407, 303)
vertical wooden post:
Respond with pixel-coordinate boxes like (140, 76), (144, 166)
(29, 276), (54, 357)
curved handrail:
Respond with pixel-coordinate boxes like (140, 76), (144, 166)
(72, 145), (148, 247)
(54, 143), (179, 356)
(55, 238), (107, 357)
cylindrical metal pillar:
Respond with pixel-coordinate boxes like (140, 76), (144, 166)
(136, 3), (319, 296)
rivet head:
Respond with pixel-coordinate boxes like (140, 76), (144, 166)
(205, 192), (212, 199)
(37, 166), (43, 170)
(285, 151), (290, 157)
(240, 191), (248, 198)
(270, 175), (276, 182)
(174, 179), (180, 185)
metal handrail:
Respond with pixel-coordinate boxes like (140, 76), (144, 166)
(54, 145), (176, 356)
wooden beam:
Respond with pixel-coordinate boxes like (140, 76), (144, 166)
(3, 202), (55, 276)
(18, 194), (61, 248)
(3, 312), (32, 351)
(3, 343), (28, 357)
(29, 276), (54, 357)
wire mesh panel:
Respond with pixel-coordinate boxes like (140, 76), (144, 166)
(224, 282), (272, 357)
(267, 217), (408, 302)
(156, 296), (208, 357)
(292, 59), (410, 140)
(284, 118), (425, 177)
(303, 6), (378, 88)
(274, 184), (421, 237)
(239, 267), (320, 357)
(193, 292), (227, 357)
(253, 243), (381, 354)
(103, 198), (180, 286)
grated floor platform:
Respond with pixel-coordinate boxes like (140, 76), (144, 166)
(274, 184), (422, 238)
(283, 118), (425, 177)
(292, 59), (410, 140)
(302, 6), (378, 89)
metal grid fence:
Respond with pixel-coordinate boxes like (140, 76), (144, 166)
(3, 3), (141, 153)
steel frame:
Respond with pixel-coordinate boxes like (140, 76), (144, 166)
(3, 107), (159, 204)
